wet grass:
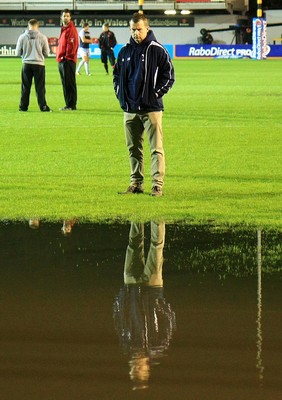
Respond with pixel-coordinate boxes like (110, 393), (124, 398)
(0, 58), (281, 227)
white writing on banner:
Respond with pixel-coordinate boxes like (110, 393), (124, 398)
(187, 46), (253, 58)
(0, 45), (16, 56)
(252, 18), (267, 60)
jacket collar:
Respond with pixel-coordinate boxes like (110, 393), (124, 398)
(129, 30), (157, 47)
(61, 20), (75, 31)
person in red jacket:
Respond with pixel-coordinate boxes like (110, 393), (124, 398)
(56, 9), (79, 111)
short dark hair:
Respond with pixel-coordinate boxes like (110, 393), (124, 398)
(130, 12), (149, 26)
(28, 18), (38, 27)
(61, 8), (72, 16)
(83, 22), (89, 28)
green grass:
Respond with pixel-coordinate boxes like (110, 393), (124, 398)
(0, 57), (281, 227)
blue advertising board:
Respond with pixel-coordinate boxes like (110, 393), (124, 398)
(2, 42), (282, 59)
(88, 44), (174, 59)
(267, 45), (282, 57)
(175, 44), (253, 58)
(175, 44), (282, 59)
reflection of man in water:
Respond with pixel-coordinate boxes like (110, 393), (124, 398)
(113, 221), (176, 390)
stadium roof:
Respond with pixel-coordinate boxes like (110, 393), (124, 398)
(0, 0), (247, 13)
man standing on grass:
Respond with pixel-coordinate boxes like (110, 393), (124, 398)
(16, 18), (51, 112)
(113, 13), (174, 197)
(99, 22), (117, 75)
(56, 9), (79, 111)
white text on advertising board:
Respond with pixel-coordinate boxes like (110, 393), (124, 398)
(188, 46), (253, 57)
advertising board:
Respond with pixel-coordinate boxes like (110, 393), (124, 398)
(174, 44), (282, 59)
(252, 18), (267, 60)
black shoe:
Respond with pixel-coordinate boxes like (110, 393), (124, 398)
(59, 106), (76, 111)
(19, 108), (28, 112)
(118, 184), (144, 194)
(41, 105), (52, 112)
(151, 186), (163, 197)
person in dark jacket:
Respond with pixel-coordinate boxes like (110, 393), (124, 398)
(99, 22), (117, 74)
(113, 13), (175, 197)
(56, 9), (79, 111)
(16, 18), (51, 112)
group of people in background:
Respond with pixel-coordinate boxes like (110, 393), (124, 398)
(76, 21), (117, 76)
(16, 9), (117, 112)
(15, 10), (175, 197)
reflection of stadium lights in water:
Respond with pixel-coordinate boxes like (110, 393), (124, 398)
(180, 10), (191, 15)
(164, 10), (177, 15)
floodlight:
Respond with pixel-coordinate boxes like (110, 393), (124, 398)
(164, 10), (177, 15)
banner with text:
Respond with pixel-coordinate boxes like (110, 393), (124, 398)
(2, 43), (282, 59)
(252, 18), (267, 60)
(0, 43), (174, 59)
(175, 44), (282, 58)
(0, 14), (194, 28)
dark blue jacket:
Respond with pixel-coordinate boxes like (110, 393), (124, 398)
(113, 30), (175, 112)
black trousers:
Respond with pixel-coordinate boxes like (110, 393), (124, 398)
(58, 60), (77, 109)
(20, 63), (47, 111)
(101, 49), (115, 72)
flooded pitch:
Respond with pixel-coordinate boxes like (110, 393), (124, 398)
(0, 221), (281, 400)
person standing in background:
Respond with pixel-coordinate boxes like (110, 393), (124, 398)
(16, 18), (51, 112)
(76, 22), (92, 76)
(98, 22), (117, 75)
(56, 9), (79, 111)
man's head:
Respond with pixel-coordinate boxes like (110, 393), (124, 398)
(61, 9), (72, 26)
(102, 22), (109, 32)
(129, 13), (149, 44)
(83, 22), (89, 30)
(28, 18), (39, 31)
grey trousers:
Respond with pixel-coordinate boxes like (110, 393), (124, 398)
(124, 111), (165, 188)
